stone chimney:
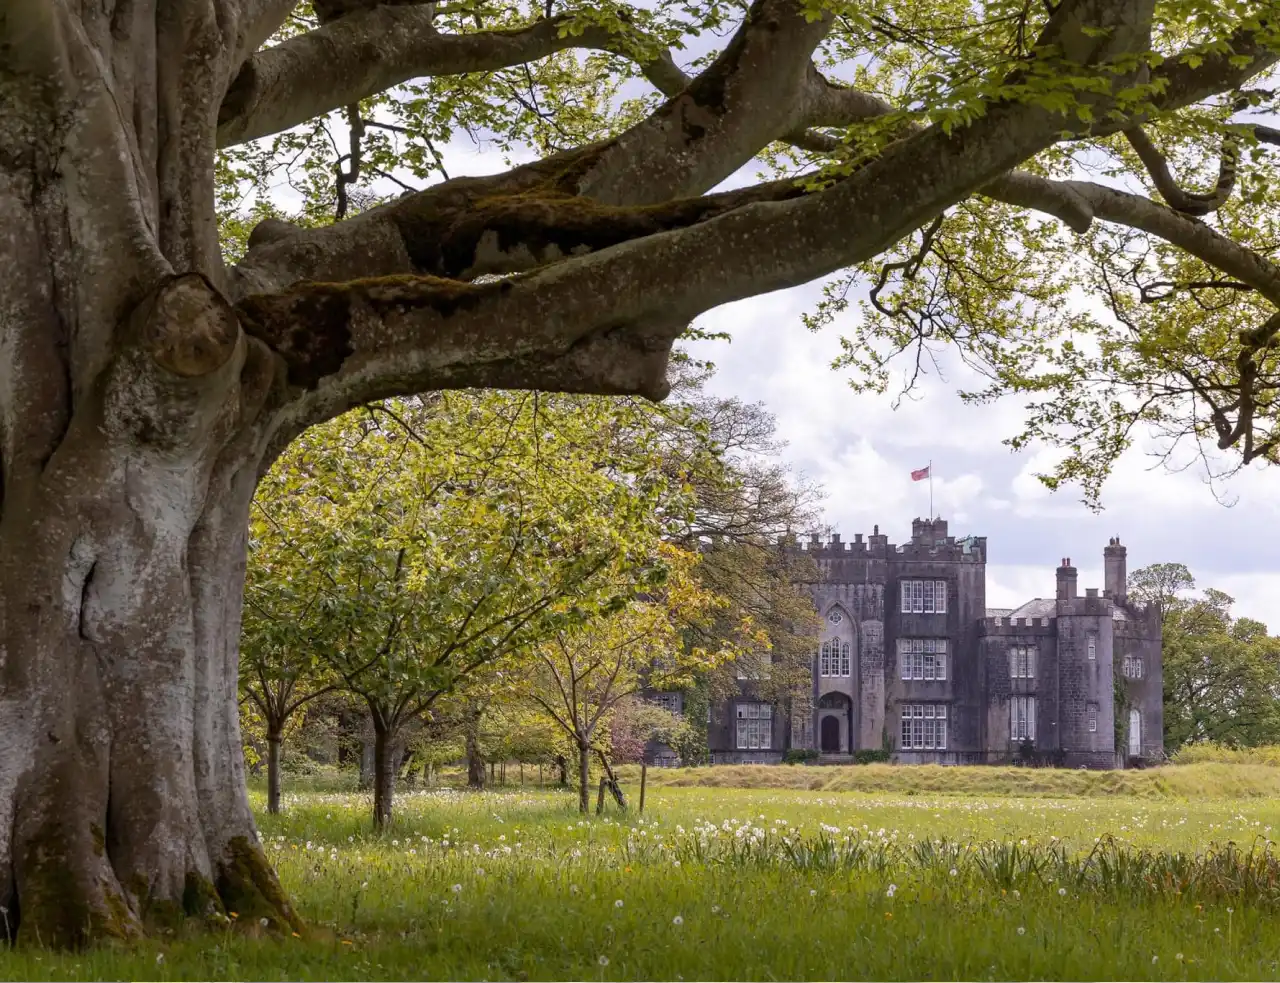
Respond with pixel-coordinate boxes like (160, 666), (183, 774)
(1056, 557), (1077, 601)
(1104, 537), (1127, 603)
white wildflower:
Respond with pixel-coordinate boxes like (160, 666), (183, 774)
(451, 884), (462, 893)
(615, 900), (624, 908)
(673, 915), (683, 926)
(598, 956), (610, 967)
(949, 869), (958, 877)
(1017, 927), (1025, 936)
(886, 884), (897, 898)
(1058, 887), (1067, 897)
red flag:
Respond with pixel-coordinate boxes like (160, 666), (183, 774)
(911, 466), (930, 481)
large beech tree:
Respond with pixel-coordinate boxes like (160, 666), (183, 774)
(1, 0), (1277, 950)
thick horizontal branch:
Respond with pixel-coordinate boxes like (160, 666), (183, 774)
(239, 0), (1149, 421)
(217, 9), (682, 148)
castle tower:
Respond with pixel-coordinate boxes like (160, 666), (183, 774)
(1056, 562), (1116, 768)
(1055, 557), (1077, 601)
(1104, 537), (1127, 603)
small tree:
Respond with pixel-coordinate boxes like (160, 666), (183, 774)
(240, 563), (338, 812)
(528, 545), (730, 812)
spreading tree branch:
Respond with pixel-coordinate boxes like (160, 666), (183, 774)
(217, 8), (690, 147)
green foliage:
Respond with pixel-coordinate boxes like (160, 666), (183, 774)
(782, 747), (821, 764)
(247, 392), (689, 735)
(1129, 563), (1280, 751)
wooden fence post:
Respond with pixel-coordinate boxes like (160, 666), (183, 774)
(639, 761), (647, 815)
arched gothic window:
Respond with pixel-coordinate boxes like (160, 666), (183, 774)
(841, 641), (852, 677)
(820, 641), (831, 677)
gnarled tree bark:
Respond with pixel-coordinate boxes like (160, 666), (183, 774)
(0, 0), (1271, 950)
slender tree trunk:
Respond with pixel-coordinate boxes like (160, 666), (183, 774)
(577, 740), (592, 813)
(465, 712), (485, 789)
(266, 729), (284, 815)
(371, 721), (398, 831)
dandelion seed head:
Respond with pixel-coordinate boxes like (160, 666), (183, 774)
(598, 955), (610, 967)
(451, 884), (462, 893)
(1017, 927), (1025, 936)
(615, 900), (624, 908)
(673, 915), (683, 926)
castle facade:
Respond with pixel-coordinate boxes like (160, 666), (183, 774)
(704, 518), (1163, 769)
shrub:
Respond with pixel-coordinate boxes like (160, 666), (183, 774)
(782, 748), (820, 765)
(853, 749), (890, 765)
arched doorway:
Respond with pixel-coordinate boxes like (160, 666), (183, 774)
(820, 715), (841, 752)
(817, 691), (852, 754)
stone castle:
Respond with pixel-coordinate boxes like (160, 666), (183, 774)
(690, 518), (1163, 769)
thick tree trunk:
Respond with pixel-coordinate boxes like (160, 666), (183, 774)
(0, 372), (301, 945)
(371, 722), (398, 831)
(577, 741), (592, 813)
(266, 731), (284, 815)
(0, 147), (297, 943)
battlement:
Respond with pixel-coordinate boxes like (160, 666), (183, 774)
(779, 523), (986, 562)
(980, 615), (1055, 636)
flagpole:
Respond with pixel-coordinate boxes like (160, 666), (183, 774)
(929, 459), (933, 518)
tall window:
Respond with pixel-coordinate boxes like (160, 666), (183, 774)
(820, 640), (852, 677)
(1009, 645), (1036, 679)
(1123, 655), (1143, 679)
(1087, 703), (1098, 733)
(901, 580), (948, 614)
(736, 704), (773, 750)
(1010, 696), (1036, 742)
(900, 704), (948, 749)
(1129, 708), (1142, 757)
(898, 638), (948, 681)
(1087, 633), (1097, 660)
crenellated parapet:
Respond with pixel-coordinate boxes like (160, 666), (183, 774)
(780, 526), (986, 562)
(980, 616), (1055, 636)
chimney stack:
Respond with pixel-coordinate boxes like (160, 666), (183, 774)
(1056, 557), (1078, 601)
(1104, 536), (1127, 603)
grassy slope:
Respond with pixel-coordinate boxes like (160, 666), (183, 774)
(619, 762), (1280, 798)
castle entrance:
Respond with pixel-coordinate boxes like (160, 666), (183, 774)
(820, 716), (840, 752)
(817, 691), (852, 754)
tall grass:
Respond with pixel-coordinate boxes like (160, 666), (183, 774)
(5, 782), (1280, 980)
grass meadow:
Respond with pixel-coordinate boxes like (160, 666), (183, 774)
(8, 763), (1280, 980)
